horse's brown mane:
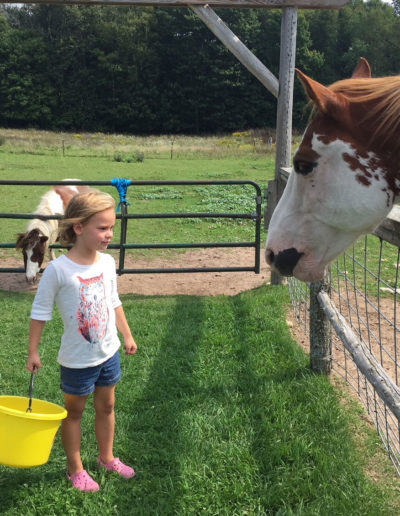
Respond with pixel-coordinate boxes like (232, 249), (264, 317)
(329, 75), (400, 154)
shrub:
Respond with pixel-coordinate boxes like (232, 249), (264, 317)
(126, 150), (144, 163)
(113, 151), (124, 162)
(113, 150), (144, 163)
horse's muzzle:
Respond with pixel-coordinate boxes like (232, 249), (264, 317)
(265, 247), (304, 277)
(26, 275), (38, 285)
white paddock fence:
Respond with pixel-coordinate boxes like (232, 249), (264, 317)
(268, 168), (400, 475)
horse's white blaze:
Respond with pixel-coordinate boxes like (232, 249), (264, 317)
(25, 247), (40, 283)
(266, 134), (392, 282)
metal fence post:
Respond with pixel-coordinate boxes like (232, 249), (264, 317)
(309, 277), (332, 374)
(118, 201), (128, 275)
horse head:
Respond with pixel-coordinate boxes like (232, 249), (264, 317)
(14, 180), (89, 283)
(16, 228), (49, 283)
(266, 58), (400, 282)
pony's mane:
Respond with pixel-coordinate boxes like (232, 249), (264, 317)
(329, 75), (400, 154)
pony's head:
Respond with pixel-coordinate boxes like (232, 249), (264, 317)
(266, 58), (400, 282)
(16, 229), (49, 284)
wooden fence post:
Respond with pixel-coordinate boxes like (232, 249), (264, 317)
(270, 7), (297, 285)
(310, 278), (332, 374)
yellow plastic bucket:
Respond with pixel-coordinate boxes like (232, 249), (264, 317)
(0, 395), (67, 468)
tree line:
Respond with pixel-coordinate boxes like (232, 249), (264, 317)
(0, 1), (399, 134)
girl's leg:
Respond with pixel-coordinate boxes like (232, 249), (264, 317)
(94, 383), (135, 479)
(93, 384), (116, 464)
(62, 393), (88, 476)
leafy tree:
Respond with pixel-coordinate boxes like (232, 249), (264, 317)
(306, 0), (400, 81)
(0, 1), (398, 133)
(0, 11), (54, 127)
(336, 0), (400, 77)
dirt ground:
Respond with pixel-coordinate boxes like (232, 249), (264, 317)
(0, 248), (271, 296)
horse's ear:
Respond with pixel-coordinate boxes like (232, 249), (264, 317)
(352, 57), (371, 79)
(54, 186), (75, 210)
(295, 69), (346, 116)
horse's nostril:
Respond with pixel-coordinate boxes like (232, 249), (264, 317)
(273, 248), (304, 277)
(265, 249), (275, 266)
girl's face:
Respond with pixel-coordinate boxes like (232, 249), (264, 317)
(75, 207), (116, 251)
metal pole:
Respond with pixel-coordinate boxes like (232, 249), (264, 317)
(118, 202), (128, 275)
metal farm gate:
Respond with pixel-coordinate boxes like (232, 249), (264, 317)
(0, 179), (262, 276)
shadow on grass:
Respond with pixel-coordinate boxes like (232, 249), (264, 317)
(0, 466), (62, 511)
(123, 295), (207, 513)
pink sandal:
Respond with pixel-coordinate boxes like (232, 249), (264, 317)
(99, 457), (135, 479)
(67, 470), (100, 492)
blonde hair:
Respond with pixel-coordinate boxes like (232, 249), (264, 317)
(58, 190), (116, 246)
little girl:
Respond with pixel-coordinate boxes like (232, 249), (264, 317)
(26, 190), (137, 492)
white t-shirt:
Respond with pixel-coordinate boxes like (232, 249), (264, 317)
(31, 253), (122, 368)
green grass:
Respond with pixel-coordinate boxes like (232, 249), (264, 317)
(1, 286), (400, 515)
(1, 130), (400, 513)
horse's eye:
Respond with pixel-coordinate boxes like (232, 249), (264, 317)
(294, 160), (318, 176)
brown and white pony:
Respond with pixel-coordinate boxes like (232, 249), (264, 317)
(16, 180), (89, 283)
(266, 58), (400, 282)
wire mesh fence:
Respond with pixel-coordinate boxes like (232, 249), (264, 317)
(288, 233), (400, 475)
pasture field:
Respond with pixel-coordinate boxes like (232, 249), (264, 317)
(0, 129), (275, 262)
(1, 130), (400, 514)
(1, 286), (400, 515)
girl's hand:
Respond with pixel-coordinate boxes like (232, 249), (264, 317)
(27, 353), (42, 372)
(115, 306), (137, 356)
(124, 337), (137, 356)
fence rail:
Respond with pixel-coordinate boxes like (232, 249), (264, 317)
(272, 167), (400, 475)
(0, 178), (262, 275)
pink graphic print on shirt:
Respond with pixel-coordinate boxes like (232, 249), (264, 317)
(76, 274), (108, 346)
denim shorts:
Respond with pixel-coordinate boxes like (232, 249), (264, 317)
(60, 351), (121, 396)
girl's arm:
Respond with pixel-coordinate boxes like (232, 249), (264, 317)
(27, 319), (46, 372)
(115, 305), (137, 356)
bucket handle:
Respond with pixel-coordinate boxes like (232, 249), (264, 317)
(26, 366), (37, 413)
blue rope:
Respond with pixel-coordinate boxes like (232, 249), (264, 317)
(111, 177), (132, 212)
